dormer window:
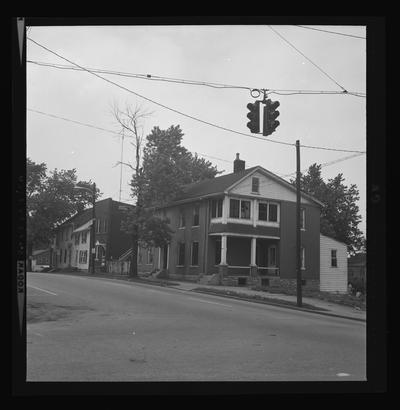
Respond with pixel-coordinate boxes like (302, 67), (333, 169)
(251, 177), (260, 193)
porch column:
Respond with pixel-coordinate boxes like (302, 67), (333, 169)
(220, 234), (227, 265)
(250, 237), (258, 278)
(250, 237), (257, 266)
(218, 234), (228, 285)
(157, 247), (161, 270)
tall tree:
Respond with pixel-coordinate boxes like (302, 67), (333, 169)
(116, 122), (220, 278)
(291, 163), (364, 254)
(26, 158), (100, 270)
(137, 125), (220, 207)
(111, 104), (172, 278)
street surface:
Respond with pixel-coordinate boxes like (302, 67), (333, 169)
(26, 272), (366, 381)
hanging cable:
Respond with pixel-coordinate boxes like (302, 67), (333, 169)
(27, 37), (365, 154)
(267, 25), (349, 93)
(293, 25), (366, 39)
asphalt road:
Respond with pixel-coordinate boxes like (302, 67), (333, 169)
(26, 272), (366, 382)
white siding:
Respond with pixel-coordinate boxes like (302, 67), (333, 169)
(229, 171), (312, 204)
(320, 234), (348, 293)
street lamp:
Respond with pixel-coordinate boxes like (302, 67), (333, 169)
(73, 182), (96, 274)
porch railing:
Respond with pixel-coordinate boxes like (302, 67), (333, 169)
(257, 267), (280, 276)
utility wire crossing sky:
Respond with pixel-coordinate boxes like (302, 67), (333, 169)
(26, 24), (366, 233)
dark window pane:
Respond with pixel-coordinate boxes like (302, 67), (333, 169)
(269, 204), (278, 222)
(259, 203), (268, 221)
(217, 199), (223, 217)
(178, 243), (185, 265)
(331, 250), (337, 267)
(191, 242), (199, 265)
(230, 199), (240, 218)
(252, 177), (259, 193)
(241, 200), (251, 219)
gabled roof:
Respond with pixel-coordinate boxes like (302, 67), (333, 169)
(174, 166), (259, 202)
(166, 165), (324, 207)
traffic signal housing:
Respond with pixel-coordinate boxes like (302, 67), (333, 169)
(263, 99), (280, 136)
(246, 100), (261, 133)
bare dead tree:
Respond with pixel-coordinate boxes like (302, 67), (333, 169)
(110, 101), (153, 277)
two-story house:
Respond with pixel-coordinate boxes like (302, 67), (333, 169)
(52, 198), (134, 272)
(138, 154), (326, 291)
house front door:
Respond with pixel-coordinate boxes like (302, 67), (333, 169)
(163, 245), (168, 270)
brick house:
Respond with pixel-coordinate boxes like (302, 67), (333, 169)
(52, 198), (133, 272)
(137, 154), (328, 291)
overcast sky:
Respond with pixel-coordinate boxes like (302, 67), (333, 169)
(26, 24), (366, 235)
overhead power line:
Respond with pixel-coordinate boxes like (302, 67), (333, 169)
(29, 106), (364, 189)
(27, 59), (366, 98)
(268, 25), (349, 93)
(27, 37), (366, 154)
(27, 108), (233, 164)
(293, 25), (366, 40)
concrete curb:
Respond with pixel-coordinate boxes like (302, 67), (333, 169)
(189, 288), (366, 323)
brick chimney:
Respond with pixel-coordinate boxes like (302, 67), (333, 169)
(233, 153), (245, 173)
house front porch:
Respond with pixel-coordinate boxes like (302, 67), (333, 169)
(208, 233), (280, 286)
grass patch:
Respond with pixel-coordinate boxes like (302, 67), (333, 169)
(251, 286), (366, 311)
(192, 287), (328, 311)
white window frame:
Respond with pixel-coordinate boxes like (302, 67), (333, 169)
(229, 198), (251, 220)
(257, 201), (280, 225)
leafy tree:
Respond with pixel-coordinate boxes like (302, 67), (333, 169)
(136, 125), (220, 207)
(26, 158), (101, 270)
(291, 163), (364, 254)
(120, 124), (220, 277)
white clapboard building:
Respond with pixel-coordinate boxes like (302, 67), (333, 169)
(319, 234), (348, 293)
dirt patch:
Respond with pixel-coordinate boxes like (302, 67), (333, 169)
(27, 302), (95, 323)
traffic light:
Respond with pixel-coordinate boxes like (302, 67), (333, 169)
(246, 101), (261, 133)
(263, 99), (280, 136)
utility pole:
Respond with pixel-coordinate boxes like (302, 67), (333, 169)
(296, 140), (302, 307)
(119, 130), (125, 202)
(90, 183), (96, 274)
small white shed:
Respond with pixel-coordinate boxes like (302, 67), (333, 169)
(320, 234), (348, 293)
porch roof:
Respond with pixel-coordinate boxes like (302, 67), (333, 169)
(209, 222), (280, 238)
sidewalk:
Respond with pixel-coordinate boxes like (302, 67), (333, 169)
(37, 270), (366, 322)
(166, 280), (366, 322)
